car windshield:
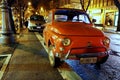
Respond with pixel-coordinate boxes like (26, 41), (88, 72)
(54, 9), (91, 24)
(30, 15), (45, 21)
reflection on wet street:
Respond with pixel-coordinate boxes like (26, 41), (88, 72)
(105, 33), (120, 53)
(66, 53), (120, 80)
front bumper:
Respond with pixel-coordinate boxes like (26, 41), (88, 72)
(58, 46), (110, 60)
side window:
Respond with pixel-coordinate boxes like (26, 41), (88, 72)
(73, 14), (90, 23)
(47, 12), (52, 23)
(79, 15), (90, 23)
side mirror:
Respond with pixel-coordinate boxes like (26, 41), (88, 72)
(92, 19), (96, 23)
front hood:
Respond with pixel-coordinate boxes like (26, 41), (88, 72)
(51, 22), (104, 36)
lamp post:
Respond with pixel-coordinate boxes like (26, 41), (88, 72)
(0, 0), (15, 44)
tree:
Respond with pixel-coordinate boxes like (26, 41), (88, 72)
(12, 0), (27, 29)
(114, 0), (120, 31)
(80, 0), (91, 12)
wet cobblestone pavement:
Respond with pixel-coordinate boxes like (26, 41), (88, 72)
(66, 53), (120, 80)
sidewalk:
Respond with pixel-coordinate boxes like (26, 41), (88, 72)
(0, 29), (63, 80)
(103, 27), (120, 34)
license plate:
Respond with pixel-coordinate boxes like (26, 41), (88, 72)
(37, 26), (41, 28)
(80, 57), (97, 64)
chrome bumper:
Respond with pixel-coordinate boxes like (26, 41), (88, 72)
(63, 46), (110, 60)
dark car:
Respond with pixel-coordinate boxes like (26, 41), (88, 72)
(28, 14), (46, 32)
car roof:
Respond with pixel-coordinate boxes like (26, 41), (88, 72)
(50, 8), (87, 15)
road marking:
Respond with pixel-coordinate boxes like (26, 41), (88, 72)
(35, 32), (82, 80)
(0, 54), (12, 80)
(58, 63), (82, 80)
(35, 32), (48, 52)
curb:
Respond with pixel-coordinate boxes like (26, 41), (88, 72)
(103, 30), (120, 34)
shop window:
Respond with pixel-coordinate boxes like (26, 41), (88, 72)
(92, 16), (101, 24)
(105, 12), (115, 26)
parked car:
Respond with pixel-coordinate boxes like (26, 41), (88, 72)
(43, 8), (110, 68)
(28, 14), (45, 32)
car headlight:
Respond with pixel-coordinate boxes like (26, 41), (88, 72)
(62, 38), (71, 46)
(103, 37), (110, 47)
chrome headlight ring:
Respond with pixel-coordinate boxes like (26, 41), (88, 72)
(103, 37), (110, 47)
(62, 38), (71, 46)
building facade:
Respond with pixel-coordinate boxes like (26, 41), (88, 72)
(59, 0), (118, 27)
(89, 0), (118, 27)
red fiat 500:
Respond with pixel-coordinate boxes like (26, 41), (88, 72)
(43, 8), (110, 67)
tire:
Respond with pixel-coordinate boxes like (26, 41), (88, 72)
(95, 55), (109, 69)
(48, 45), (60, 68)
(97, 55), (109, 64)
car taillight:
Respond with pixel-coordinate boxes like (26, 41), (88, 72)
(62, 38), (71, 46)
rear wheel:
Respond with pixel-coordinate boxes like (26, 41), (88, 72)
(48, 45), (60, 68)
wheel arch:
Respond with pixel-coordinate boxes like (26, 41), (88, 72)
(48, 40), (51, 47)
(47, 36), (55, 47)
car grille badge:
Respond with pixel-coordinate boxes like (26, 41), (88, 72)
(87, 42), (92, 47)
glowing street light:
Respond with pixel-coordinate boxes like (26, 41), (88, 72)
(28, 2), (31, 6)
(40, 7), (44, 12)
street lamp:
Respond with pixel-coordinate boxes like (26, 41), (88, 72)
(0, 0), (15, 44)
(28, 2), (31, 6)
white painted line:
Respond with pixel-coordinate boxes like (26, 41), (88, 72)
(58, 65), (83, 80)
(35, 32), (82, 80)
(0, 54), (12, 80)
(35, 32), (48, 53)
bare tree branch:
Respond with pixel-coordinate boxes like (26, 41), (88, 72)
(80, 0), (91, 12)
(85, 0), (91, 11)
(80, 0), (85, 11)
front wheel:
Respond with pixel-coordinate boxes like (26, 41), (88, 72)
(95, 55), (109, 69)
(48, 45), (60, 68)
(97, 55), (109, 64)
